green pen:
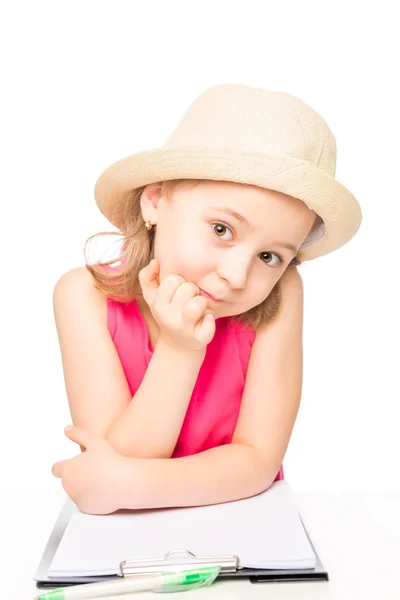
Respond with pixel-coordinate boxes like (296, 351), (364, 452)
(34, 566), (221, 599)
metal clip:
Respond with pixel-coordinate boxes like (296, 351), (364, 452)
(119, 548), (239, 577)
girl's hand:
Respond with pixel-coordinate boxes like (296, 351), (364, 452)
(138, 258), (216, 352)
(52, 426), (129, 515)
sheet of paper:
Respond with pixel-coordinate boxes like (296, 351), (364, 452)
(49, 480), (316, 576)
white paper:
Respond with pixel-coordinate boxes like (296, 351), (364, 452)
(48, 480), (316, 576)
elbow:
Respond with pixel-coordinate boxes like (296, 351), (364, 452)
(120, 447), (174, 459)
(104, 425), (134, 457)
(105, 428), (174, 459)
(104, 424), (120, 450)
(128, 441), (175, 459)
(256, 463), (279, 495)
(237, 443), (281, 495)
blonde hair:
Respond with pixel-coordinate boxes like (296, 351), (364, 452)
(85, 179), (311, 331)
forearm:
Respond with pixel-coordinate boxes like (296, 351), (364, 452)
(122, 443), (277, 509)
(105, 340), (205, 459)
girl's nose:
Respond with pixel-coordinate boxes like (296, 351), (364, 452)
(217, 254), (252, 291)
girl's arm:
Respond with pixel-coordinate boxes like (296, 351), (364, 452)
(53, 267), (203, 459)
(105, 340), (204, 458)
(122, 443), (276, 508)
(118, 268), (304, 509)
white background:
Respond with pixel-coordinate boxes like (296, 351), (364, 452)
(1, 0), (399, 494)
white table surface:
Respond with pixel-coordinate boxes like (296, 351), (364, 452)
(1, 488), (399, 600)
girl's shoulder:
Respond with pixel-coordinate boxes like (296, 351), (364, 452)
(250, 268), (304, 348)
(53, 266), (108, 325)
(53, 265), (106, 298)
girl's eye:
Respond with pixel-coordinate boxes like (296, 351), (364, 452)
(212, 222), (234, 241)
(211, 223), (283, 266)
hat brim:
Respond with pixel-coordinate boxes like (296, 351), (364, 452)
(94, 145), (362, 261)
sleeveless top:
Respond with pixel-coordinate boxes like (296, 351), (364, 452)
(107, 297), (284, 482)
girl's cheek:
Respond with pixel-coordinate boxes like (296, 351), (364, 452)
(180, 232), (209, 259)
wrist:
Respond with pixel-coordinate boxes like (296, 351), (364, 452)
(156, 337), (206, 360)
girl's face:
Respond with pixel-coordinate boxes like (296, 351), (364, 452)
(141, 180), (317, 319)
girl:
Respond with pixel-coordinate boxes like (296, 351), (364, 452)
(51, 84), (362, 515)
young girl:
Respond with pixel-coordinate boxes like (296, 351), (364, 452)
(51, 84), (362, 515)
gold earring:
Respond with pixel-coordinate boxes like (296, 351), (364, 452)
(145, 220), (154, 231)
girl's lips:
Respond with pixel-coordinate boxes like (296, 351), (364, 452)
(199, 289), (220, 302)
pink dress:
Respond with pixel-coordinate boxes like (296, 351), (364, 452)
(107, 297), (284, 482)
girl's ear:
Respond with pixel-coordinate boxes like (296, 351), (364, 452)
(140, 182), (164, 218)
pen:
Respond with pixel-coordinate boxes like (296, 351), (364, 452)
(34, 566), (221, 599)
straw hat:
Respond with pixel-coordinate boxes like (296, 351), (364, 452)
(94, 84), (362, 261)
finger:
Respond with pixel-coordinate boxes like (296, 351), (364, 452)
(52, 460), (67, 478)
(194, 312), (216, 345)
(138, 259), (160, 305)
(154, 274), (186, 306)
(170, 281), (200, 308)
(181, 294), (208, 325)
(64, 425), (95, 450)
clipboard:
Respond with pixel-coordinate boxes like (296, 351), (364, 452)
(34, 496), (329, 589)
